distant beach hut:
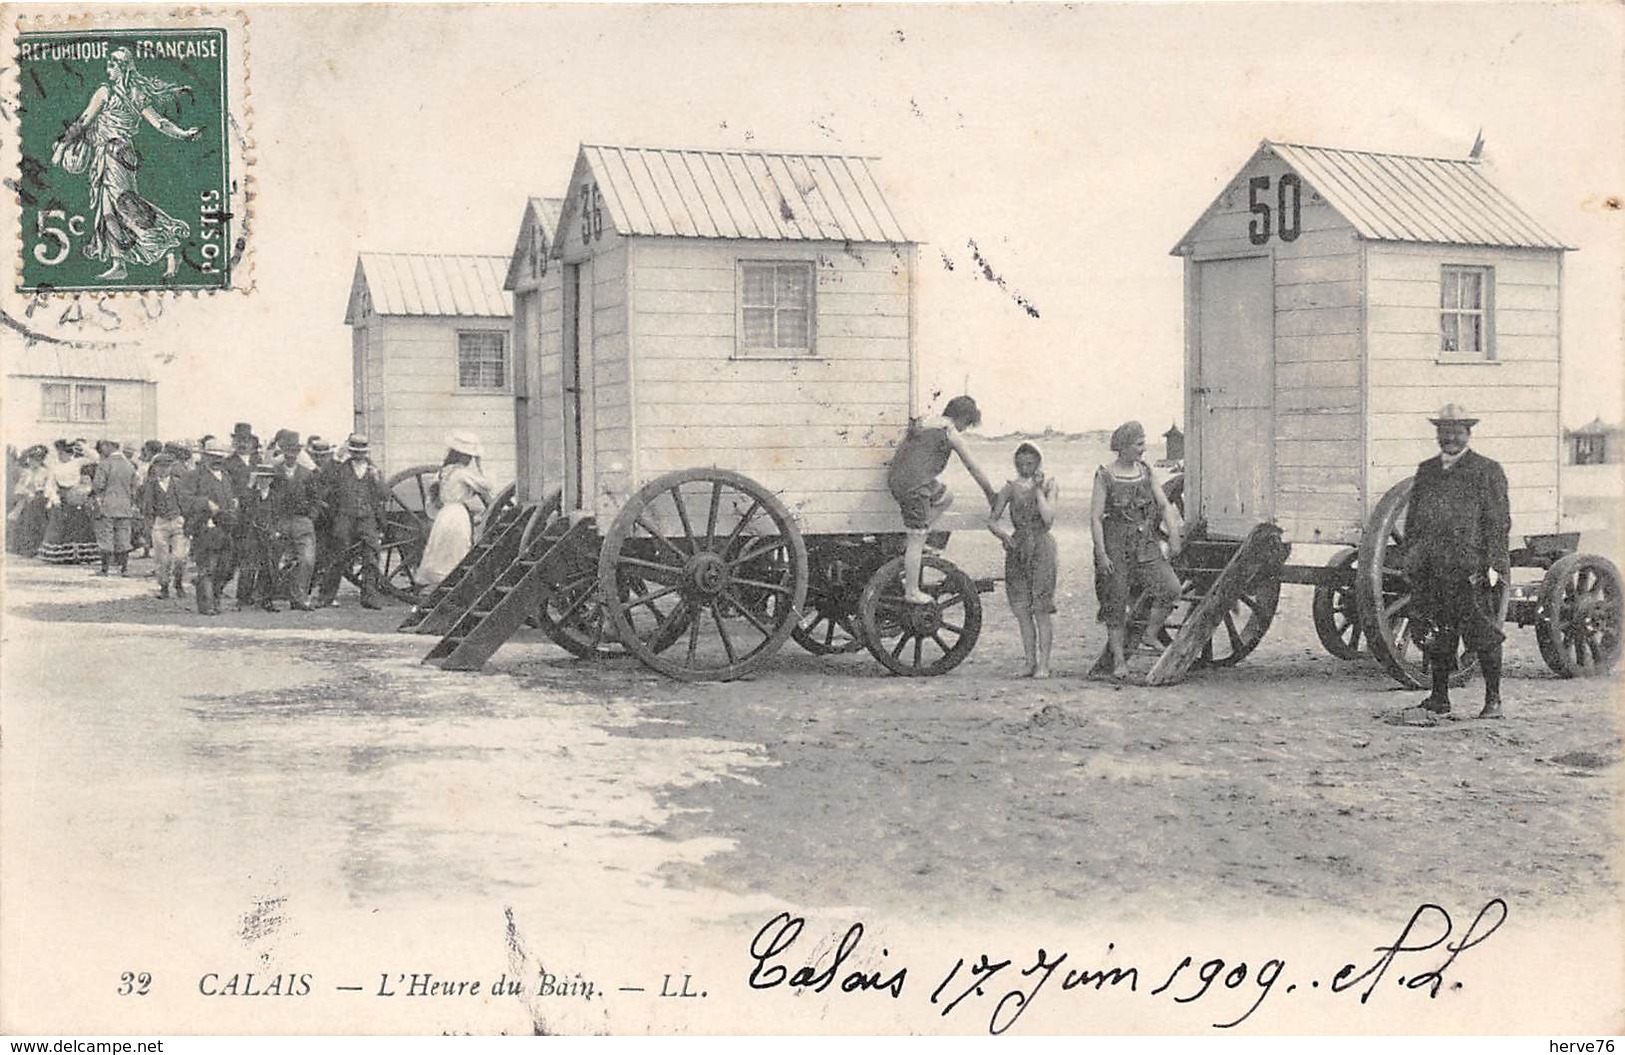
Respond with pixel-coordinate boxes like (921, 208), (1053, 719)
(1565, 418), (1619, 465)
(344, 252), (515, 482)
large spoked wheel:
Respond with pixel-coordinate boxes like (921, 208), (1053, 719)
(480, 482), (519, 539)
(1312, 548), (1364, 660)
(1356, 478), (1478, 690)
(792, 540), (869, 655)
(1147, 570), (1279, 668)
(857, 555), (982, 676)
(1536, 553), (1623, 677)
(598, 468), (808, 681)
(537, 565), (625, 659)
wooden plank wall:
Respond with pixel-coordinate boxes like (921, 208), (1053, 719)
(1366, 243), (1563, 538)
(376, 315), (518, 486)
(628, 238), (913, 535)
(591, 241), (631, 518)
(362, 317), (387, 463)
(1183, 152), (1365, 544)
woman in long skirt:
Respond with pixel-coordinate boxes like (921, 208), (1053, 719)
(416, 432), (494, 587)
(8, 445), (51, 557)
(39, 441), (99, 564)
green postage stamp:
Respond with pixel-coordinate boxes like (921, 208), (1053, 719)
(11, 11), (250, 293)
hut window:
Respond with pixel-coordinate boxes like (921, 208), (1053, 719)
(457, 332), (509, 391)
(74, 384), (107, 422)
(737, 261), (815, 356)
(1440, 265), (1493, 358)
(40, 383), (71, 421)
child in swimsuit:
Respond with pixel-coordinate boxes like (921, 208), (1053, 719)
(887, 395), (996, 603)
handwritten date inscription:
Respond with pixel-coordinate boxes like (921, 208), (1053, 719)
(746, 899), (1507, 1034)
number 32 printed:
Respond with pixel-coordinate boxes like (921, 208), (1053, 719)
(1248, 173), (1301, 245)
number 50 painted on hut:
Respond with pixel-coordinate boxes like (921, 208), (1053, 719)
(1247, 173), (1302, 245)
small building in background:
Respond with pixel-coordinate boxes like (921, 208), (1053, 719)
(502, 196), (565, 503)
(344, 252), (515, 483)
(1171, 139), (1571, 544)
(3, 346), (157, 449)
(1566, 418), (1620, 465)
(1162, 423), (1184, 465)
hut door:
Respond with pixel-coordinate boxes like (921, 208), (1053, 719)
(1195, 256), (1273, 537)
(562, 262), (594, 511)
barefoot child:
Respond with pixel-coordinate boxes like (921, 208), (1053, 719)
(989, 442), (1058, 677)
(887, 395), (996, 604)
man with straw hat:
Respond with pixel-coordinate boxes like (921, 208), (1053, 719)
(1403, 403), (1511, 719)
(314, 433), (390, 609)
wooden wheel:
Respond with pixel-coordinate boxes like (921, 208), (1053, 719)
(1312, 548), (1364, 660)
(1536, 553), (1623, 677)
(480, 482), (518, 539)
(536, 565), (624, 659)
(1148, 570), (1279, 668)
(857, 555), (982, 676)
(598, 468), (807, 681)
(792, 539), (868, 655)
(1356, 478), (1478, 690)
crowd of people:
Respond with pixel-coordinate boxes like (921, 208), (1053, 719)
(5, 424), (491, 616)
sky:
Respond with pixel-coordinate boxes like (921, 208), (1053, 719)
(3, 1), (1622, 439)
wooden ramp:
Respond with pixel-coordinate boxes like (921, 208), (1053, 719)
(397, 503), (532, 634)
(1146, 523), (1290, 686)
(422, 517), (592, 672)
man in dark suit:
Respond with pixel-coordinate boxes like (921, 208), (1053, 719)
(314, 434), (391, 609)
(1403, 403), (1511, 719)
(90, 438), (139, 576)
(179, 440), (239, 616)
(269, 429), (320, 611)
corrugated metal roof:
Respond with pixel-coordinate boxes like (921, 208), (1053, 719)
(6, 346), (153, 382)
(1173, 140), (1572, 253)
(349, 253), (512, 321)
(528, 197), (563, 239)
(579, 144), (910, 243)
(503, 197), (566, 291)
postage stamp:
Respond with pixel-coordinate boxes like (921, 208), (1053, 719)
(10, 11), (250, 294)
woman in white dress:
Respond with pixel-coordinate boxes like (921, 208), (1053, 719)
(417, 432), (493, 586)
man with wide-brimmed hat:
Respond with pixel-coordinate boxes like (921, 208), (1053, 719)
(179, 439), (239, 616)
(314, 433), (390, 609)
(1402, 403), (1511, 719)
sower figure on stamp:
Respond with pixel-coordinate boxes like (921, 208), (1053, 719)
(886, 395), (996, 604)
(51, 46), (199, 281)
(179, 440), (239, 617)
(314, 434), (390, 610)
(1404, 404), (1511, 719)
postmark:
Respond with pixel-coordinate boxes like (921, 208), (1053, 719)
(10, 10), (250, 294)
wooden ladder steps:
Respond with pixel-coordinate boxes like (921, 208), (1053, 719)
(421, 517), (594, 672)
(402, 504), (536, 635)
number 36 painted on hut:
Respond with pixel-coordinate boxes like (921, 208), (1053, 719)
(1247, 173), (1302, 245)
